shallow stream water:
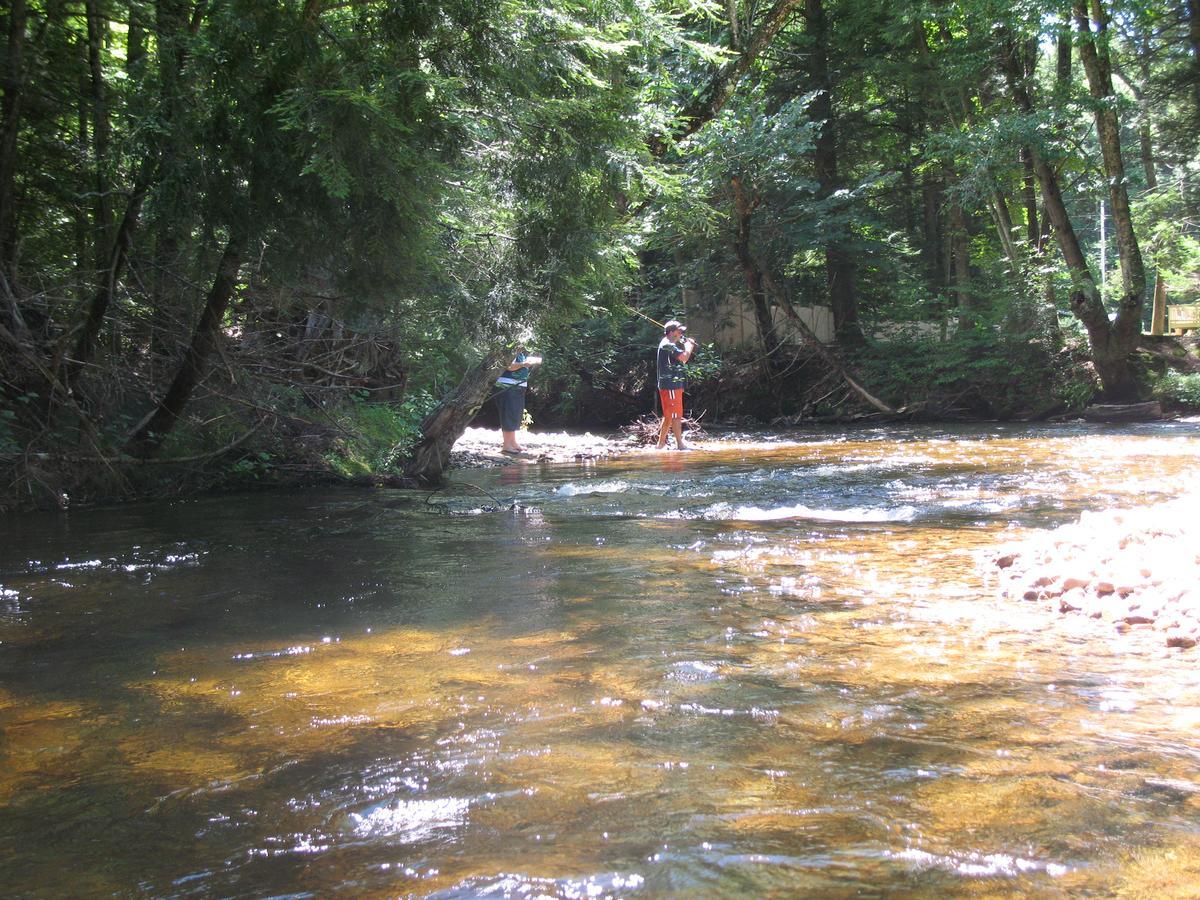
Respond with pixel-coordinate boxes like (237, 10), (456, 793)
(3, 422), (1200, 897)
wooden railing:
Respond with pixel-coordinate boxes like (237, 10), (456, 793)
(1168, 304), (1200, 334)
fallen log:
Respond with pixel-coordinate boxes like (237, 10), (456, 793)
(1081, 401), (1163, 423)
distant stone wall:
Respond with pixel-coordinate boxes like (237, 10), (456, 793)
(684, 292), (956, 349)
(871, 320), (955, 342)
(685, 293), (835, 349)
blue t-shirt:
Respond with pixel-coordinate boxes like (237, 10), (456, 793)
(496, 352), (531, 389)
(657, 337), (687, 389)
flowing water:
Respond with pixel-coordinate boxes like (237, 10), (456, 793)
(4, 423), (1200, 897)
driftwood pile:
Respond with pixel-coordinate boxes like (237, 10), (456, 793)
(617, 415), (709, 446)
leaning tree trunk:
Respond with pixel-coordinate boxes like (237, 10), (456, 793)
(731, 175), (782, 362)
(999, 23), (1138, 399)
(66, 179), (147, 390)
(806, 0), (862, 344)
(670, 0), (803, 147)
(125, 232), (245, 456)
(404, 345), (512, 485)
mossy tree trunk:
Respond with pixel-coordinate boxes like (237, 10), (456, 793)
(404, 345), (511, 485)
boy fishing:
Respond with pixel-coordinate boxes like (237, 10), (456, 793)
(655, 319), (695, 450)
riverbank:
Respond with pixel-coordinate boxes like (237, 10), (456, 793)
(448, 425), (715, 467)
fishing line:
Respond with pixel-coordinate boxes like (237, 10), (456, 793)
(424, 479), (513, 511)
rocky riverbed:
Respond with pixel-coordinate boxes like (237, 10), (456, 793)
(449, 427), (641, 468)
(990, 489), (1200, 650)
(448, 425), (715, 468)
(453, 427), (1200, 652)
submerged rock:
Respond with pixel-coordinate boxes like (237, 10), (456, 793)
(991, 488), (1200, 651)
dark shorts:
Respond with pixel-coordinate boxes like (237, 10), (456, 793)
(496, 386), (526, 431)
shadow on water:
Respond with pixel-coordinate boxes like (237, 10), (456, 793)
(3, 422), (1200, 895)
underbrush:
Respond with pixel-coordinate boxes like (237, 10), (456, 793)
(853, 326), (1094, 419)
(1152, 371), (1200, 410)
(0, 380), (436, 512)
(322, 391), (434, 478)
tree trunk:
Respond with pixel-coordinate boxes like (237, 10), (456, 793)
(1019, 148), (1040, 246)
(1073, 0), (1146, 347)
(125, 232), (246, 456)
(731, 175), (781, 360)
(921, 169), (944, 287)
(806, 0), (861, 344)
(911, 23), (951, 311)
(149, 0), (193, 361)
(0, 0), (27, 280)
(85, 0), (113, 274)
(127, 4), (147, 78)
(949, 198), (974, 321)
(1150, 273), (1166, 335)
(404, 345), (512, 485)
(999, 24), (1137, 399)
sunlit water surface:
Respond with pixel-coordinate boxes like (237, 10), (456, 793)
(3, 422), (1200, 897)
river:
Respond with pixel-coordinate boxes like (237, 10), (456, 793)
(3, 422), (1200, 896)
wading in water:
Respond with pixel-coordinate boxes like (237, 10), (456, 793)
(495, 347), (542, 454)
(656, 319), (696, 450)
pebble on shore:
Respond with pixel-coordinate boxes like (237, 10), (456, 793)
(990, 489), (1200, 650)
(449, 427), (641, 469)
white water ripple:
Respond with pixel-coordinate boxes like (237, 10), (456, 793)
(700, 501), (919, 523)
(554, 480), (631, 497)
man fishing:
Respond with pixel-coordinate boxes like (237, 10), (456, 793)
(655, 319), (696, 450)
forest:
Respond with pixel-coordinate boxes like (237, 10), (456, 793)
(1, 0), (1198, 510)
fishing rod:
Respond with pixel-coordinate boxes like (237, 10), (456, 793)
(624, 305), (699, 352)
(624, 305), (666, 329)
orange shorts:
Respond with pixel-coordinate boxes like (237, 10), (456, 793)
(659, 388), (684, 420)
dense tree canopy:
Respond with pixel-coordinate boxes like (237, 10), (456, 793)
(1, 0), (1198, 505)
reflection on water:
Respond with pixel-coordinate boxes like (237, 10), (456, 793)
(3, 423), (1200, 896)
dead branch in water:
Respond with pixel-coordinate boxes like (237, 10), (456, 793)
(618, 414), (709, 445)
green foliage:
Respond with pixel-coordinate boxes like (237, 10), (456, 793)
(1152, 372), (1200, 410)
(4, 0), (1200, 509)
(858, 317), (1086, 418)
(228, 452), (276, 481)
(682, 341), (723, 384)
(324, 391), (436, 478)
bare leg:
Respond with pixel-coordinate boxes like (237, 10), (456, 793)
(655, 417), (671, 449)
(502, 429), (524, 452)
(673, 418), (685, 449)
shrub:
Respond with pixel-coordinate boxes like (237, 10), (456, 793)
(324, 390), (435, 477)
(1152, 372), (1200, 410)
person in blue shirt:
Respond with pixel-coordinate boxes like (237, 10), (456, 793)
(495, 346), (542, 454)
(655, 319), (695, 450)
